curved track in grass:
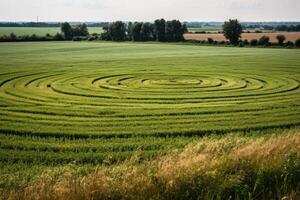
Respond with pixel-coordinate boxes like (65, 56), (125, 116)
(1, 70), (299, 137)
(0, 42), (299, 164)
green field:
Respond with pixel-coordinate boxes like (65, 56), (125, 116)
(0, 27), (103, 36)
(0, 27), (274, 37)
(0, 27), (208, 36)
(0, 42), (300, 194)
(0, 27), (220, 36)
(188, 27), (222, 32)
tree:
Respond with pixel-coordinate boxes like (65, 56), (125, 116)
(80, 24), (89, 36)
(98, 19), (186, 42)
(250, 39), (258, 46)
(165, 21), (174, 42)
(258, 36), (270, 46)
(73, 27), (80, 36)
(108, 21), (126, 41)
(100, 25), (110, 40)
(165, 20), (186, 42)
(154, 19), (166, 42)
(276, 35), (286, 46)
(223, 19), (242, 45)
(61, 22), (73, 40)
(82, 24), (89, 36)
(182, 24), (188, 34)
(131, 22), (143, 41)
(141, 22), (155, 41)
(127, 22), (134, 40)
(73, 24), (89, 37)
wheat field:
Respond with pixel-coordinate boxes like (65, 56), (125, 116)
(0, 41), (299, 199)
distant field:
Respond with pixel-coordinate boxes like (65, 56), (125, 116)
(0, 27), (221, 36)
(0, 27), (280, 38)
(188, 27), (222, 33)
(187, 27), (273, 33)
(0, 27), (103, 36)
(185, 31), (300, 42)
(0, 42), (300, 194)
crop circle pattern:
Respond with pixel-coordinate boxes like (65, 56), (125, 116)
(0, 69), (299, 138)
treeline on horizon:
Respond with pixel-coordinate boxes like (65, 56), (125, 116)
(61, 19), (187, 42)
(0, 19), (189, 43)
(0, 22), (108, 28)
(58, 19), (300, 48)
(1, 21), (300, 31)
(100, 20), (187, 42)
(1, 19), (300, 48)
(243, 24), (300, 32)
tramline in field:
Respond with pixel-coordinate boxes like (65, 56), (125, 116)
(0, 47), (300, 139)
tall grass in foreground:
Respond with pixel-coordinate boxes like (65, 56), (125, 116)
(2, 130), (300, 200)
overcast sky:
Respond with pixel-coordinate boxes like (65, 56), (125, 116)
(0, 0), (300, 22)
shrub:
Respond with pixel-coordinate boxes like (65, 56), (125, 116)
(258, 36), (270, 46)
(100, 31), (111, 40)
(53, 33), (64, 41)
(276, 34), (286, 46)
(88, 36), (97, 41)
(295, 38), (300, 48)
(72, 36), (87, 41)
(0, 35), (10, 42)
(29, 34), (38, 41)
(243, 39), (249, 45)
(250, 39), (258, 46)
(10, 33), (17, 41)
(239, 41), (244, 47)
(195, 31), (206, 34)
(91, 33), (99, 39)
(0, 32), (68, 42)
(207, 37), (214, 44)
(19, 35), (30, 41)
(284, 41), (294, 48)
(186, 40), (198, 44)
(38, 36), (47, 41)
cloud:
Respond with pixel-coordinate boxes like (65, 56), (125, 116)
(60, 0), (104, 8)
(225, 0), (261, 9)
(0, 0), (299, 21)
